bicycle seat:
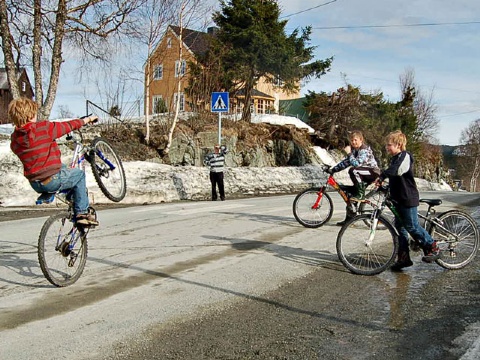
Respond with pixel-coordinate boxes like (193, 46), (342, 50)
(36, 192), (56, 205)
(419, 199), (442, 207)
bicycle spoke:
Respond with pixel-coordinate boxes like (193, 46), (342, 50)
(431, 210), (479, 269)
(336, 215), (397, 275)
(38, 213), (88, 287)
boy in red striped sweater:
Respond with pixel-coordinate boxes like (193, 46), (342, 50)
(9, 97), (99, 226)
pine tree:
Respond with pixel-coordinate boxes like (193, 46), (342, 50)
(212, 0), (332, 122)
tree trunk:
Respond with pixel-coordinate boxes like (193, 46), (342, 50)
(241, 73), (255, 122)
(145, 49), (152, 145)
(164, 2), (186, 155)
(41, 0), (67, 119)
(0, 0), (20, 99)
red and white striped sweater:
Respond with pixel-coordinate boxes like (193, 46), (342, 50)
(10, 119), (85, 181)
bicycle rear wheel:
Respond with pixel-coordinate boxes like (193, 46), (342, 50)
(336, 214), (398, 275)
(38, 212), (88, 287)
(429, 210), (479, 269)
(292, 188), (333, 228)
(90, 137), (127, 202)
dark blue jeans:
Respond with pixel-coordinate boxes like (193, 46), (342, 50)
(394, 204), (434, 252)
(30, 165), (89, 216)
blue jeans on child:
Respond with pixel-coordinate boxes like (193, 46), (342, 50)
(30, 165), (89, 216)
(394, 204), (435, 252)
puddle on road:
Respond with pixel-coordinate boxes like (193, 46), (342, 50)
(374, 263), (446, 330)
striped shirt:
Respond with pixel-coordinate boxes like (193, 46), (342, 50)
(204, 153), (225, 173)
(10, 119), (85, 181)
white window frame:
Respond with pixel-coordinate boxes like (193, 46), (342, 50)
(153, 95), (165, 114)
(167, 37), (172, 48)
(174, 92), (185, 112)
(153, 64), (163, 80)
(174, 60), (186, 78)
(274, 75), (284, 87)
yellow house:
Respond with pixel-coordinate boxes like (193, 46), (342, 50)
(144, 25), (299, 116)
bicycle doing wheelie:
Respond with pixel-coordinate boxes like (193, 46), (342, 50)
(36, 117), (127, 286)
(336, 185), (479, 275)
(292, 165), (387, 228)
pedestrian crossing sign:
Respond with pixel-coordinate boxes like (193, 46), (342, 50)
(211, 92), (229, 113)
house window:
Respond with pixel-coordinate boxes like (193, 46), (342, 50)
(153, 64), (163, 80)
(274, 75), (284, 87)
(167, 37), (172, 48)
(153, 95), (167, 114)
(174, 92), (185, 112)
(175, 60), (186, 77)
(21, 81), (26, 92)
(258, 99), (265, 114)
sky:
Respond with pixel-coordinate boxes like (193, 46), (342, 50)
(51, 0), (480, 146)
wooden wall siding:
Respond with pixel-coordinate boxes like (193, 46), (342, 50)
(146, 28), (196, 114)
(0, 69), (34, 124)
(144, 26), (301, 116)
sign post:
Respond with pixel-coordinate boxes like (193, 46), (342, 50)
(211, 92), (229, 144)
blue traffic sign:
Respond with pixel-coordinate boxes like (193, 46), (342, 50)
(211, 92), (229, 112)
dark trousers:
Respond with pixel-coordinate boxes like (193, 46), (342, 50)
(348, 167), (379, 186)
(210, 172), (225, 200)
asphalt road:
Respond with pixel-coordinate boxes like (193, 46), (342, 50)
(1, 191), (479, 359)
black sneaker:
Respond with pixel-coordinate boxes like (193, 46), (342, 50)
(391, 259), (414, 271)
(422, 241), (440, 263)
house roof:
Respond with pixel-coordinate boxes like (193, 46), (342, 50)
(235, 88), (276, 100)
(169, 25), (212, 57)
(0, 68), (30, 90)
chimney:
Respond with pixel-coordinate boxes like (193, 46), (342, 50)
(207, 27), (219, 36)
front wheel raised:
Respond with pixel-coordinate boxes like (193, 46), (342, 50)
(336, 214), (398, 275)
(90, 137), (127, 202)
(292, 188), (333, 228)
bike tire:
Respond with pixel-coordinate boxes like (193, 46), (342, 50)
(292, 187), (333, 228)
(38, 212), (88, 287)
(90, 137), (127, 202)
(336, 214), (398, 275)
(429, 210), (479, 270)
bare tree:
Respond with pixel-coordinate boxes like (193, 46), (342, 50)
(0, 0), (145, 119)
(56, 104), (73, 119)
(460, 119), (480, 192)
(125, 0), (209, 144)
(399, 68), (439, 141)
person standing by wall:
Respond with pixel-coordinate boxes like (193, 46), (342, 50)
(204, 144), (227, 201)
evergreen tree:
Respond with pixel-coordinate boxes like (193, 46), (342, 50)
(212, 0), (332, 122)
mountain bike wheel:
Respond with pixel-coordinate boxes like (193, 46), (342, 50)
(429, 210), (479, 269)
(292, 187), (333, 228)
(336, 214), (398, 275)
(90, 137), (127, 202)
(38, 212), (88, 287)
